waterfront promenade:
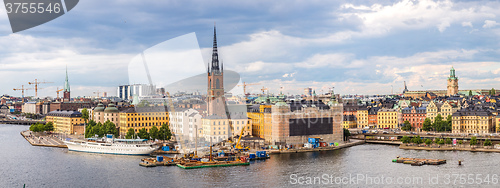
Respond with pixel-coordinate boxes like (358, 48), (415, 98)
(399, 144), (500, 153)
(267, 140), (365, 154)
(20, 131), (67, 148)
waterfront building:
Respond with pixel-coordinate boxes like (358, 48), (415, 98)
(46, 110), (85, 134)
(356, 107), (368, 128)
(206, 26), (226, 118)
(343, 115), (357, 129)
(401, 106), (426, 131)
(377, 108), (398, 129)
(118, 106), (169, 136)
(22, 102), (40, 114)
(50, 101), (92, 112)
(202, 114), (252, 143)
(452, 107), (495, 134)
(247, 99), (343, 145)
(169, 108), (202, 142)
(368, 107), (379, 128)
(426, 101), (459, 122)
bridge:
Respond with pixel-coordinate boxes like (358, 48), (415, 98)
(0, 119), (45, 125)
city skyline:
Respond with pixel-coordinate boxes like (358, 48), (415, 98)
(1, 0), (500, 97)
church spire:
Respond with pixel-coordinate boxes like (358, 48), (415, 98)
(211, 24), (220, 73)
(64, 66), (70, 92)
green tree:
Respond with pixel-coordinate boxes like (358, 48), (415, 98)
(437, 139), (445, 145)
(137, 128), (149, 139)
(401, 121), (412, 131)
(81, 108), (89, 125)
(425, 139), (432, 145)
(445, 138), (452, 145)
(433, 114), (444, 132)
(44, 122), (54, 132)
(445, 115), (452, 132)
(422, 118), (432, 131)
(103, 120), (118, 137)
(484, 139), (492, 147)
(458, 140), (463, 147)
(411, 136), (422, 144)
(401, 136), (410, 144)
(492, 88), (496, 95)
(126, 128), (136, 139)
(470, 136), (478, 147)
(343, 128), (351, 141)
(469, 90), (473, 96)
(434, 138), (440, 144)
(159, 123), (172, 140)
(149, 126), (159, 140)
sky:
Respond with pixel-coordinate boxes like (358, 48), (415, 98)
(1, 0), (500, 98)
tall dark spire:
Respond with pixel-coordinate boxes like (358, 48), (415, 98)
(211, 24), (220, 73)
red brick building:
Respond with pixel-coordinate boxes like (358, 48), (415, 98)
(402, 106), (426, 131)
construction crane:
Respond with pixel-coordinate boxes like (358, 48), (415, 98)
(260, 87), (268, 95)
(28, 79), (53, 97)
(93, 90), (101, 97)
(13, 85), (32, 102)
(56, 87), (63, 99)
(236, 82), (260, 95)
(234, 127), (249, 151)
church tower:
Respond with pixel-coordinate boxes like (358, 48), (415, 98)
(207, 25), (226, 117)
(447, 66), (458, 96)
(63, 66), (71, 101)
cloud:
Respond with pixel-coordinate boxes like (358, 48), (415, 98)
(461, 21), (473, 28)
(483, 20), (500, 28)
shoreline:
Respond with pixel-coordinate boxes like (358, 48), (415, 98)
(20, 131), (68, 148)
(399, 144), (500, 153)
(267, 140), (365, 154)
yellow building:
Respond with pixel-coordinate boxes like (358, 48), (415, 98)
(356, 108), (368, 128)
(247, 104), (272, 140)
(118, 106), (169, 136)
(377, 108), (398, 129)
(452, 108), (495, 134)
(46, 110), (85, 134)
(343, 115), (357, 129)
(496, 115), (500, 133)
(426, 101), (459, 122)
(201, 115), (252, 143)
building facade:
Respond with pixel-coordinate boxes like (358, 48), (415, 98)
(46, 110), (85, 134)
(118, 106), (170, 136)
(452, 107), (495, 134)
(377, 108), (398, 129)
(402, 106), (426, 131)
(447, 66), (459, 96)
(356, 107), (368, 128)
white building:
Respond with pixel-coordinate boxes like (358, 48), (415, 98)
(117, 84), (156, 101)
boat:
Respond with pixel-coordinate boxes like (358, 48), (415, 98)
(63, 135), (158, 155)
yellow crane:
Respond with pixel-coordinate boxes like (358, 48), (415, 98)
(237, 82), (260, 95)
(260, 87), (268, 95)
(56, 87), (63, 99)
(28, 79), (53, 97)
(13, 85), (32, 102)
(234, 127), (249, 151)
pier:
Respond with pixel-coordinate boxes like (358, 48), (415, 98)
(20, 131), (67, 148)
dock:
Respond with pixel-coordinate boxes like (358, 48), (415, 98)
(267, 140), (365, 154)
(176, 161), (250, 169)
(392, 157), (446, 166)
(20, 131), (67, 148)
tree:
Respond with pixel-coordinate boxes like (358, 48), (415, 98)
(433, 114), (444, 132)
(425, 139), (432, 145)
(469, 90), (473, 96)
(401, 121), (412, 131)
(126, 128), (136, 139)
(437, 139), (445, 145)
(103, 120), (118, 138)
(81, 108), (89, 125)
(343, 128), (351, 141)
(492, 88), (496, 96)
(484, 139), (492, 147)
(422, 118), (432, 131)
(434, 138), (440, 144)
(44, 122), (54, 132)
(470, 136), (478, 147)
(158, 123), (172, 140)
(150, 126), (159, 140)
(137, 128), (149, 139)
(445, 115), (452, 132)
(458, 140), (463, 147)
(411, 136), (422, 144)
(401, 136), (410, 144)
(445, 138), (452, 145)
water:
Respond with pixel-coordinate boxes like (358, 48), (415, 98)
(2, 124), (500, 187)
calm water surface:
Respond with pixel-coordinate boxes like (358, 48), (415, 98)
(2, 124), (500, 187)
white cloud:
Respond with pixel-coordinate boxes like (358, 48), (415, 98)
(483, 20), (500, 28)
(462, 21), (473, 28)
